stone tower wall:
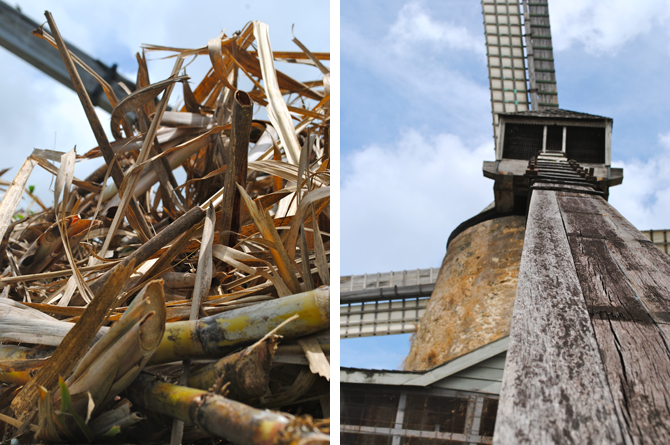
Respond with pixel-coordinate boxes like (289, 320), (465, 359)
(403, 215), (525, 371)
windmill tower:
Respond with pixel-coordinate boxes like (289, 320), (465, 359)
(402, 0), (670, 443)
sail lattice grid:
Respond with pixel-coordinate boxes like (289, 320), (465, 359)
(481, 0), (559, 151)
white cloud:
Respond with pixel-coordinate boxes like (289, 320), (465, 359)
(550, 0), (670, 54)
(340, 2), (494, 277)
(388, 1), (482, 54)
(341, 130), (493, 275)
(341, 11), (490, 140)
(340, 127), (670, 276)
(610, 131), (670, 230)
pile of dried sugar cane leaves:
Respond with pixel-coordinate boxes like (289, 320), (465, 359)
(0, 12), (329, 445)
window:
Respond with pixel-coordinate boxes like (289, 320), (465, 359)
(502, 122), (607, 163)
(479, 398), (499, 437)
(545, 125), (563, 152)
(502, 123), (543, 160)
(341, 390), (400, 428)
(565, 126), (605, 163)
(402, 395), (468, 434)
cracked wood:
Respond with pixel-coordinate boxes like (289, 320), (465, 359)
(558, 192), (670, 443)
(494, 190), (623, 444)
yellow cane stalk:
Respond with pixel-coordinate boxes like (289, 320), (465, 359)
(127, 373), (329, 445)
(0, 345), (52, 385)
(150, 286), (329, 364)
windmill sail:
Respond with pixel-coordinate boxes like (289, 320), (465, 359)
(482, 0), (558, 151)
(522, 0), (558, 109)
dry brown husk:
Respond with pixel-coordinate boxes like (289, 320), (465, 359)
(0, 12), (329, 444)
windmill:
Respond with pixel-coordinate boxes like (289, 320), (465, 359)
(341, 1), (670, 444)
(404, 0), (670, 443)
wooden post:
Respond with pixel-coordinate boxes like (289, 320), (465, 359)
(562, 126), (567, 153)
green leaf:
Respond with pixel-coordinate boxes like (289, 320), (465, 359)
(101, 425), (121, 438)
(28, 185), (35, 194)
(59, 377), (95, 443)
(58, 377), (71, 413)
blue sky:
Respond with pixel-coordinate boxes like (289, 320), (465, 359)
(341, 0), (670, 370)
(0, 0), (329, 205)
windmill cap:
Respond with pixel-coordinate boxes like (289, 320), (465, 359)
(498, 108), (613, 123)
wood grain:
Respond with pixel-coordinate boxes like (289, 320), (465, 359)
(567, 236), (670, 443)
(555, 192), (670, 443)
(494, 190), (623, 444)
(556, 193), (648, 243)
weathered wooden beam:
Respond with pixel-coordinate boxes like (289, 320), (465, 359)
(494, 189), (624, 444)
(496, 185), (670, 443)
(558, 192), (670, 443)
(0, 0), (133, 113)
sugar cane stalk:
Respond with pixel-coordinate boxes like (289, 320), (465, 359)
(219, 90), (253, 247)
(187, 328), (278, 403)
(126, 373), (329, 445)
(150, 286), (329, 364)
(0, 346), (52, 386)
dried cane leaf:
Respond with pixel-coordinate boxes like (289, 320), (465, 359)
(237, 184), (301, 294)
(208, 31), (236, 92)
(190, 204), (215, 319)
(253, 21), (302, 165)
(36, 386), (61, 442)
(292, 30), (329, 75)
(110, 74), (188, 140)
(297, 336), (330, 380)
(0, 156), (36, 242)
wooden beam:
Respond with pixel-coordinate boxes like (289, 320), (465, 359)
(496, 186), (670, 443)
(558, 192), (670, 443)
(0, 0), (134, 113)
(495, 189), (624, 444)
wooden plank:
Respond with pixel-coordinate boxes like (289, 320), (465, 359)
(453, 366), (503, 382)
(531, 182), (602, 196)
(567, 235), (670, 443)
(558, 192), (670, 337)
(604, 239), (670, 328)
(532, 182), (594, 191)
(557, 192), (670, 442)
(433, 377), (502, 395)
(477, 355), (507, 370)
(494, 190), (623, 444)
(556, 193), (648, 243)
